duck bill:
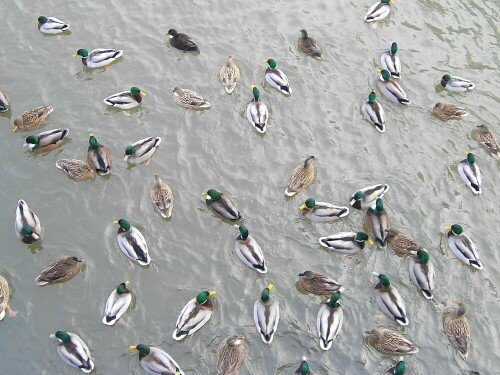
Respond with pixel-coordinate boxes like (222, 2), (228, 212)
(367, 239), (374, 245)
(299, 204), (307, 210)
(444, 226), (451, 231)
(129, 345), (137, 350)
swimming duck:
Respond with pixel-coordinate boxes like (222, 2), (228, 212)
(37, 16), (69, 34)
(167, 29), (199, 52)
(103, 281), (132, 326)
(172, 87), (210, 109)
(472, 124), (500, 158)
(294, 357), (313, 375)
(372, 272), (408, 325)
(317, 291), (343, 351)
(172, 290), (216, 340)
(254, 284), (279, 344)
(299, 197), (349, 223)
(381, 42), (401, 79)
(432, 103), (468, 120)
(319, 232), (372, 254)
(297, 271), (343, 295)
(55, 159), (93, 181)
(246, 85), (269, 134)
(350, 184), (390, 210)
(13, 106), (53, 132)
(216, 335), (245, 375)
(150, 174), (173, 219)
(377, 70), (409, 104)
(103, 87), (145, 110)
(113, 219), (150, 266)
(220, 56), (240, 94)
(458, 153), (482, 194)
(364, 0), (391, 22)
(50, 331), (94, 373)
(73, 48), (123, 68)
(386, 359), (406, 375)
(24, 128), (69, 154)
(367, 328), (418, 355)
(387, 228), (424, 256)
(440, 74), (475, 92)
(0, 90), (9, 112)
(130, 344), (184, 375)
(202, 189), (243, 222)
(444, 300), (471, 360)
(444, 224), (483, 270)
(364, 198), (390, 249)
(408, 250), (435, 300)
(363, 91), (385, 133)
(124, 137), (161, 165)
(234, 225), (267, 273)
(298, 29), (323, 60)
(263, 59), (292, 95)
(87, 133), (112, 175)
(15, 199), (42, 244)
(0, 275), (11, 321)
(35, 256), (82, 285)
(285, 156), (316, 197)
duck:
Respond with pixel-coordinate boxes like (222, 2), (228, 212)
(472, 124), (500, 158)
(367, 328), (418, 355)
(372, 272), (408, 325)
(0, 275), (11, 321)
(73, 48), (123, 68)
(103, 87), (145, 110)
(234, 225), (267, 273)
(150, 174), (174, 219)
(123, 137), (161, 165)
(24, 128), (69, 154)
(130, 344), (184, 375)
(381, 42), (401, 79)
(299, 197), (349, 223)
(220, 56), (240, 93)
(0, 90), (9, 112)
(50, 331), (94, 373)
(408, 250), (435, 300)
(387, 228), (424, 256)
(87, 133), (112, 175)
(364, 0), (391, 22)
(440, 74), (475, 92)
(298, 29), (323, 59)
(37, 16), (69, 34)
(363, 91), (385, 133)
(294, 357), (313, 375)
(216, 335), (245, 375)
(443, 300), (471, 360)
(246, 85), (269, 134)
(297, 271), (343, 295)
(458, 153), (482, 194)
(35, 256), (82, 286)
(172, 87), (210, 109)
(55, 159), (93, 181)
(263, 59), (292, 95)
(13, 106), (53, 132)
(350, 184), (390, 210)
(202, 189), (243, 222)
(254, 284), (279, 344)
(432, 102), (468, 120)
(113, 219), (150, 266)
(445, 224), (483, 270)
(377, 69), (409, 104)
(364, 198), (391, 249)
(167, 29), (199, 52)
(285, 156), (316, 197)
(172, 290), (216, 340)
(386, 359), (406, 375)
(319, 232), (372, 254)
(317, 291), (343, 351)
(103, 281), (132, 326)
(15, 199), (42, 244)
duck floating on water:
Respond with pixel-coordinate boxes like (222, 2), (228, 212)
(368, 328), (418, 355)
(234, 225), (267, 273)
(129, 344), (185, 375)
(15, 199), (42, 244)
(298, 29), (323, 59)
(285, 156), (316, 197)
(113, 219), (150, 266)
(440, 74), (475, 92)
(246, 85), (269, 134)
(173, 290), (216, 340)
(13, 106), (53, 132)
(50, 331), (94, 373)
(444, 300), (471, 360)
(103, 281), (132, 325)
(87, 134), (112, 176)
(172, 87), (210, 110)
(24, 128), (69, 153)
(364, 0), (391, 22)
(103, 87), (145, 110)
(216, 335), (245, 375)
(123, 137), (161, 165)
(372, 272), (409, 325)
(254, 284), (279, 344)
(35, 256), (82, 286)
(408, 250), (435, 299)
(202, 189), (243, 222)
(73, 48), (123, 68)
(220, 56), (240, 93)
(264, 59), (292, 95)
(458, 153), (482, 195)
(363, 91), (385, 133)
(37, 16), (69, 34)
(444, 224), (483, 270)
(299, 197), (349, 223)
(350, 184), (390, 210)
(377, 69), (409, 104)
(55, 159), (93, 181)
(472, 124), (500, 158)
(167, 29), (199, 52)
(317, 291), (343, 350)
(150, 174), (174, 219)
(380, 42), (401, 78)
(432, 102), (468, 120)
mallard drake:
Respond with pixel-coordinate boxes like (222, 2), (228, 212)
(254, 284), (279, 344)
(124, 137), (161, 165)
(381, 42), (401, 79)
(458, 153), (482, 194)
(0, 275), (11, 321)
(285, 156), (316, 197)
(172, 290), (216, 340)
(103, 87), (145, 110)
(364, 198), (390, 249)
(440, 74), (475, 92)
(408, 250), (435, 300)
(73, 48), (123, 68)
(298, 30), (323, 60)
(87, 133), (111, 175)
(317, 291), (343, 351)
(13, 106), (53, 132)
(444, 224), (483, 270)
(167, 29), (199, 52)
(350, 184), (390, 210)
(37, 16), (69, 34)
(387, 228), (423, 256)
(294, 357), (313, 375)
(319, 232), (372, 254)
(202, 189), (243, 222)
(172, 87), (210, 109)
(103, 281), (132, 326)
(150, 174), (173, 219)
(15, 199), (42, 244)
(50, 331), (94, 373)
(216, 335), (245, 375)
(364, 0), (391, 22)
(220, 56), (240, 94)
(299, 197), (349, 223)
(35, 256), (82, 285)
(113, 219), (150, 266)
(234, 225), (267, 273)
(472, 124), (500, 158)
(363, 91), (385, 133)
(55, 159), (93, 181)
(263, 59), (291, 95)
(432, 102), (468, 120)
(444, 300), (471, 360)
(130, 344), (184, 375)
(246, 86), (269, 134)
(377, 70), (409, 104)
(386, 359), (406, 375)
(297, 271), (343, 295)
(372, 272), (408, 325)
(368, 328), (418, 355)
(24, 128), (69, 154)
(0, 90), (9, 112)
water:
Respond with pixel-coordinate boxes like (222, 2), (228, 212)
(0, 0), (499, 374)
